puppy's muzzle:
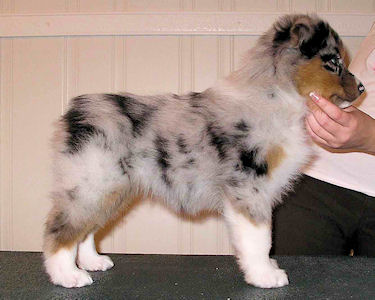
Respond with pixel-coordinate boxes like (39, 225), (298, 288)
(351, 71), (365, 95)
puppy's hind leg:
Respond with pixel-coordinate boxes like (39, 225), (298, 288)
(77, 232), (114, 272)
(43, 207), (93, 288)
(224, 200), (289, 288)
(77, 188), (133, 272)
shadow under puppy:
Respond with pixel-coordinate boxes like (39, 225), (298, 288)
(43, 14), (364, 288)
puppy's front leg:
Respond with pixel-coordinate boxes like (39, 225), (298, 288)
(224, 200), (289, 288)
(77, 233), (114, 272)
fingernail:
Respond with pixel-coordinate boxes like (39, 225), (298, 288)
(309, 92), (320, 102)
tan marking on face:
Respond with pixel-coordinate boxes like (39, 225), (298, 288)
(294, 57), (346, 105)
(266, 145), (286, 177)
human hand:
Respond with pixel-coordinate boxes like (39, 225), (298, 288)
(305, 92), (375, 154)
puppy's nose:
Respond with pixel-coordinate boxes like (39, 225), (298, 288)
(358, 82), (365, 94)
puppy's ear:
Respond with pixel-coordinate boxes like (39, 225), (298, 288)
(292, 18), (329, 58)
(291, 22), (312, 47)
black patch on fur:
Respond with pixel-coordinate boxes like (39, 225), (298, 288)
(161, 173), (172, 186)
(189, 92), (204, 108)
(48, 212), (67, 234)
(176, 135), (190, 154)
(239, 148), (268, 176)
(206, 124), (231, 161)
(155, 136), (170, 169)
(189, 92), (201, 98)
(154, 135), (172, 186)
(119, 156), (133, 171)
(63, 101), (105, 154)
(119, 159), (127, 175)
(273, 23), (291, 50)
(207, 123), (247, 160)
(300, 21), (330, 58)
(107, 94), (156, 137)
(227, 177), (240, 187)
(67, 187), (78, 201)
(183, 158), (195, 168)
(234, 120), (250, 132)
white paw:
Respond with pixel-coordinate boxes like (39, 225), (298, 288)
(46, 262), (93, 288)
(54, 269), (93, 288)
(244, 262), (289, 288)
(77, 254), (114, 272)
(44, 248), (94, 288)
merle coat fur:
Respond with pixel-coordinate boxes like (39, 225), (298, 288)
(43, 14), (363, 289)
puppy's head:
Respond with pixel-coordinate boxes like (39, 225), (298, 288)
(272, 14), (364, 108)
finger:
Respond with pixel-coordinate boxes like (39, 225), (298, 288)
(309, 92), (351, 126)
(343, 105), (358, 113)
(306, 113), (335, 142)
(310, 107), (342, 136)
(305, 119), (330, 147)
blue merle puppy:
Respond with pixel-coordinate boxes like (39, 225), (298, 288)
(43, 14), (364, 288)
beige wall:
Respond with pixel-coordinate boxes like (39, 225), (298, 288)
(0, 1), (373, 253)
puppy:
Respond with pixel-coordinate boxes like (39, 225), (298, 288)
(43, 14), (364, 288)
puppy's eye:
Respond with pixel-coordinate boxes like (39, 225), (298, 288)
(330, 58), (337, 65)
(323, 64), (336, 73)
(324, 61), (342, 74)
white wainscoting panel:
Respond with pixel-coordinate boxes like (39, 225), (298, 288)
(0, 1), (373, 253)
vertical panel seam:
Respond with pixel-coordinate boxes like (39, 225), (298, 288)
(111, 37), (116, 92)
(110, 36), (116, 252)
(216, 34), (221, 254)
(178, 37), (183, 94)
(62, 37), (67, 114)
(73, 39), (79, 97)
(0, 38), (2, 248)
(123, 36), (127, 251)
(191, 37), (195, 92)
(123, 37), (127, 94)
(10, 38), (13, 250)
(190, 36), (194, 254)
(177, 36), (182, 254)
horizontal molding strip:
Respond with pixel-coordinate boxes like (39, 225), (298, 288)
(0, 12), (374, 37)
